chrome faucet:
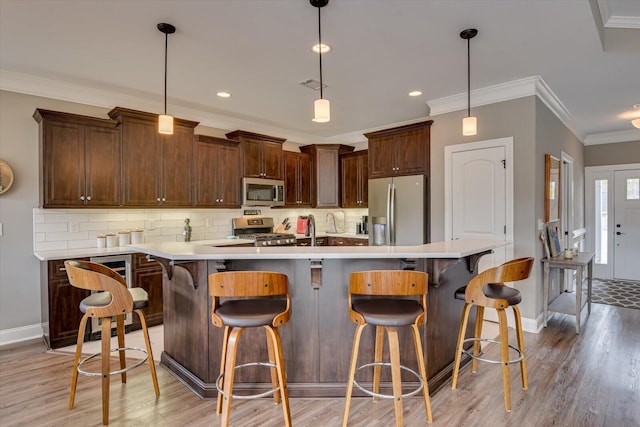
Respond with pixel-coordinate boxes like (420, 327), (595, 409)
(305, 214), (316, 246)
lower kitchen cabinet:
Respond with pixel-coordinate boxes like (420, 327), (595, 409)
(327, 236), (369, 246)
(296, 237), (327, 246)
(41, 258), (90, 349)
(131, 253), (163, 329)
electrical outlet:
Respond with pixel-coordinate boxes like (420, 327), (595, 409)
(206, 218), (211, 228)
(0, 222), (3, 236)
(537, 218), (544, 231)
(147, 220), (156, 230)
(69, 221), (79, 232)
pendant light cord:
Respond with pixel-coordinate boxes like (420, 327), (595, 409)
(318, 6), (324, 100)
(164, 32), (168, 115)
(467, 37), (470, 117)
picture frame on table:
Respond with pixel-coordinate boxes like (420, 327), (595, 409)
(545, 223), (562, 258)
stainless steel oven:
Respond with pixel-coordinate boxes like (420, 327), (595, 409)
(88, 254), (133, 337)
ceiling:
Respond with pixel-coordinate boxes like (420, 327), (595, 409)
(1, 0), (639, 145)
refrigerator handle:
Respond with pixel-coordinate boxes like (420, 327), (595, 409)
(386, 183), (392, 245)
(390, 184), (396, 245)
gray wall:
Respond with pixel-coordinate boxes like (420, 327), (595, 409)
(584, 140), (640, 166)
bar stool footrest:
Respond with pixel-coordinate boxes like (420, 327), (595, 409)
(216, 362), (281, 400)
(77, 347), (149, 377)
(462, 338), (524, 364)
(353, 362), (424, 399)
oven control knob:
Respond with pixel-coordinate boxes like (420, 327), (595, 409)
(276, 240), (282, 245)
(261, 241), (268, 246)
(267, 241), (273, 245)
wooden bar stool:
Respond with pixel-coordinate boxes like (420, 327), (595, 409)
(451, 257), (534, 411)
(64, 260), (159, 425)
(343, 270), (433, 427)
(208, 271), (292, 427)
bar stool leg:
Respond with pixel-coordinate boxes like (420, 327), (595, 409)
(471, 306), (484, 373)
(69, 314), (90, 409)
(221, 327), (244, 427)
(266, 326), (292, 427)
(217, 326), (231, 414)
(116, 314), (127, 384)
(265, 327), (281, 404)
(372, 325), (385, 401)
(386, 327), (404, 427)
(512, 306), (527, 390)
(497, 308), (511, 411)
(343, 324), (366, 427)
(451, 303), (472, 389)
(101, 316), (112, 425)
(136, 309), (159, 397)
(411, 324), (433, 423)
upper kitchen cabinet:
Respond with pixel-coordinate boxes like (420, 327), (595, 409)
(109, 108), (199, 207)
(34, 109), (121, 208)
(225, 130), (285, 180)
(300, 144), (354, 208)
(365, 120), (432, 178)
(193, 135), (242, 208)
(284, 151), (311, 207)
(341, 150), (368, 208)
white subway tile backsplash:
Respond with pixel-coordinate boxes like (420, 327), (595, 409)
(79, 221), (109, 231)
(35, 241), (68, 251)
(34, 223), (68, 233)
(68, 239), (98, 249)
(46, 231), (89, 241)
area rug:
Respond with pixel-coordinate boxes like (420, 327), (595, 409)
(591, 278), (640, 310)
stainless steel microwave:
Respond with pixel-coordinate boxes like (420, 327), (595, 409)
(242, 177), (285, 206)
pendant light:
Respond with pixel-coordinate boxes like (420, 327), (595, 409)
(311, 0), (330, 123)
(158, 22), (175, 135)
(460, 28), (478, 136)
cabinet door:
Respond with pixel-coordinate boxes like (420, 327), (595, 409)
(284, 152), (300, 206)
(241, 139), (263, 178)
(217, 143), (242, 207)
(84, 125), (121, 206)
(315, 148), (340, 208)
(132, 267), (163, 328)
(395, 127), (429, 176)
(341, 155), (360, 208)
(48, 279), (90, 347)
(121, 117), (159, 206)
(298, 153), (312, 206)
(261, 141), (283, 180)
(160, 125), (193, 206)
(193, 137), (219, 206)
(368, 135), (396, 178)
(359, 153), (368, 207)
(42, 121), (85, 207)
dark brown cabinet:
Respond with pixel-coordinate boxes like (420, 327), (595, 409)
(327, 236), (369, 246)
(226, 130), (285, 180)
(109, 108), (199, 207)
(41, 258), (90, 349)
(193, 135), (242, 208)
(300, 144), (354, 208)
(131, 253), (163, 330)
(341, 150), (368, 208)
(296, 237), (327, 246)
(34, 109), (121, 208)
(365, 121), (432, 178)
(284, 151), (311, 207)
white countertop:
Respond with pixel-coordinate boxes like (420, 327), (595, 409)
(126, 239), (508, 261)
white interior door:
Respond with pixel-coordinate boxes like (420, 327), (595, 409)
(614, 169), (640, 280)
(451, 145), (507, 272)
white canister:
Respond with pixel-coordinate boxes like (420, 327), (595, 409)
(105, 234), (118, 248)
(96, 235), (106, 248)
(130, 229), (144, 244)
(118, 231), (131, 247)
(564, 248), (574, 259)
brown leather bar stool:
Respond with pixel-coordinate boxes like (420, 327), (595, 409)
(343, 270), (433, 427)
(451, 257), (534, 411)
(64, 260), (159, 425)
(208, 271), (292, 427)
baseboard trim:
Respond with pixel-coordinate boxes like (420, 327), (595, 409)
(482, 310), (542, 333)
(0, 324), (44, 347)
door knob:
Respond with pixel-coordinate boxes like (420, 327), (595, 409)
(616, 231), (625, 235)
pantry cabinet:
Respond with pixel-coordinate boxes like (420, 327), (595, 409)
(34, 109), (121, 208)
(284, 151), (312, 207)
(341, 150), (368, 208)
(300, 144), (354, 208)
(193, 135), (242, 208)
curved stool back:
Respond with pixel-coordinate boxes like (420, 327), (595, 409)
(451, 257), (534, 412)
(208, 271), (291, 427)
(344, 270), (433, 426)
(65, 260), (159, 425)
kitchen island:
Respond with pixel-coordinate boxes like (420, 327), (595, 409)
(129, 239), (506, 398)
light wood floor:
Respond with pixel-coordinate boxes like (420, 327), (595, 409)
(1, 303), (639, 426)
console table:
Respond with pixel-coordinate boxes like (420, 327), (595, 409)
(542, 252), (595, 334)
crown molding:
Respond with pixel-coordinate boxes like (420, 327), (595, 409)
(584, 129), (640, 145)
(533, 77), (584, 141)
(605, 15), (640, 29)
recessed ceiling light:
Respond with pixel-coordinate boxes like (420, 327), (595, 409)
(634, 104), (640, 109)
(312, 43), (331, 54)
(408, 91), (423, 97)
(217, 92), (231, 98)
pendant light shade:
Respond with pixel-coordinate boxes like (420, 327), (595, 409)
(632, 118), (640, 129)
(158, 23), (175, 135)
(311, 0), (330, 123)
(460, 28), (478, 136)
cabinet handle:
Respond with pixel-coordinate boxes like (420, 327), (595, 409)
(86, 196), (92, 201)
(162, 197), (166, 202)
(216, 199), (219, 203)
(157, 198), (161, 202)
(336, 241), (344, 245)
(355, 243), (364, 246)
(58, 267), (66, 272)
(80, 196), (85, 201)
(219, 199), (223, 203)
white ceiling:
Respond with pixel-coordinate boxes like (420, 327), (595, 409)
(1, 0), (639, 145)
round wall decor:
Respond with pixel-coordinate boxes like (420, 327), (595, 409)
(0, 160), (15, 195)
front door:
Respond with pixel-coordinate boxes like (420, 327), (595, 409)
(614, 169), (640, 280)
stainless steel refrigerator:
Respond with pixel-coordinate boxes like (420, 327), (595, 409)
(368, 174), (428, 246)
